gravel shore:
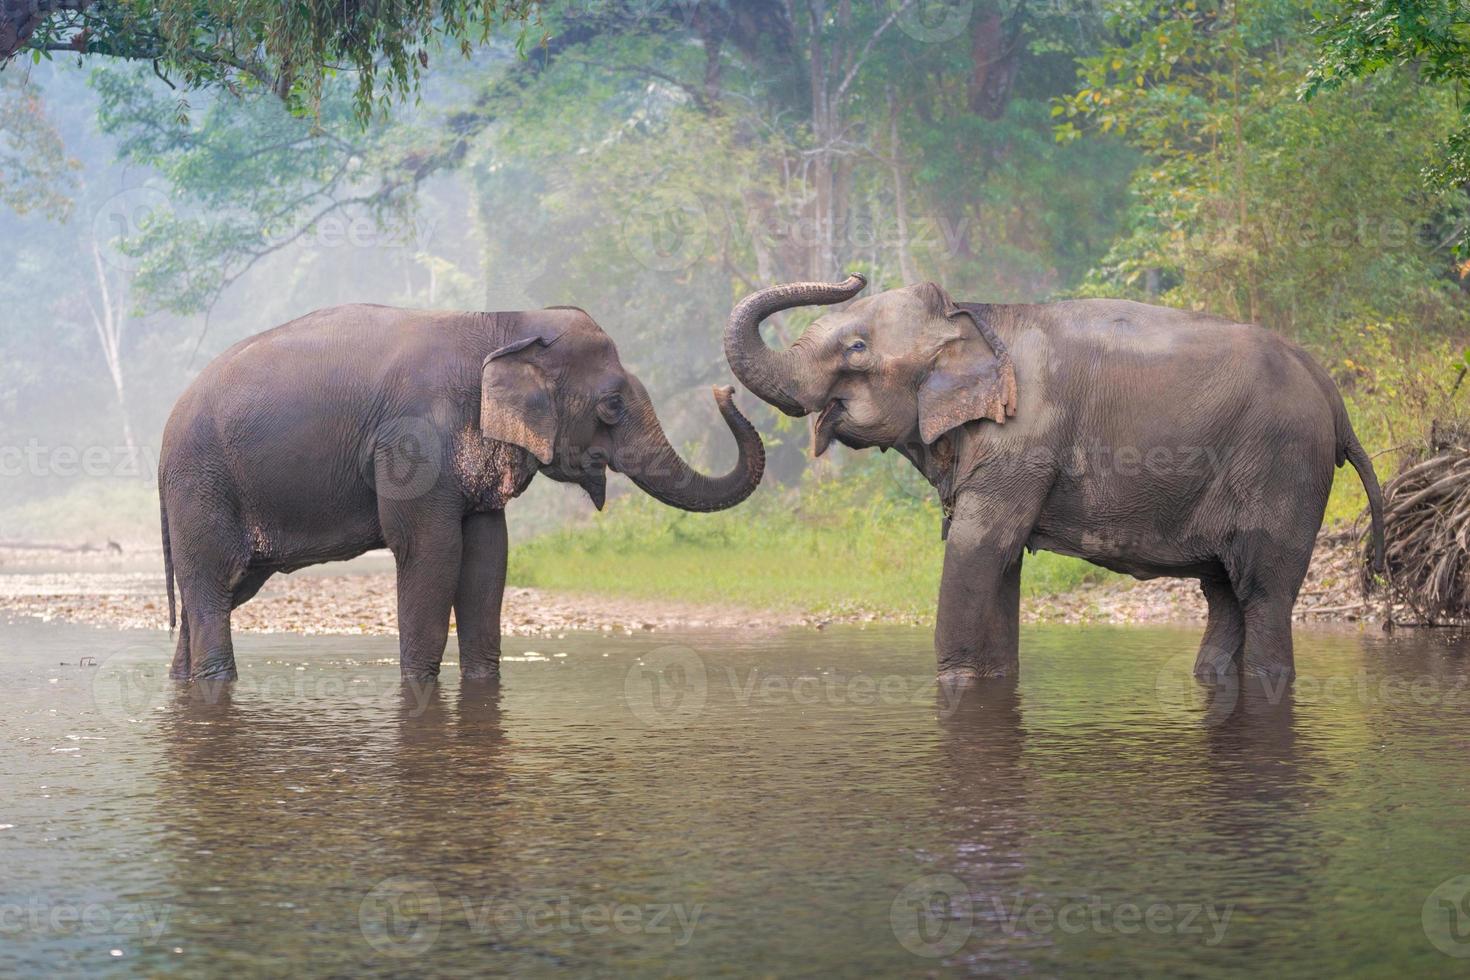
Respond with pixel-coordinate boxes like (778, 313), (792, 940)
(0, 529), (1383, 636)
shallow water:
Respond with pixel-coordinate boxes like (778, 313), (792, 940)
(3, 619), (1470, 976)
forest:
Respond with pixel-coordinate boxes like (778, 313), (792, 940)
(2, 0), (1467, 617)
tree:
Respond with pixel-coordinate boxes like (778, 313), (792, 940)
(1057, 0), (1468, 338)
(1307, 0), (1470, 203)
(0, 70), (76, 216)
(2, 0), (540, 116)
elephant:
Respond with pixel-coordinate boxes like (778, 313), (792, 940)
(723, 274), (1385, 682)
(159, 303), (764, 682)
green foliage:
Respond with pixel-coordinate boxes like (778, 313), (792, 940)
(1307, 1), (1470, 206)
(16, 0), (540, 120)
(1060, 0), (1468, 342)
(91, 67), (427, 313)
(0, 73), (77, 217)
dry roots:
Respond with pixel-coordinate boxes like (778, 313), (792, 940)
(1363, 419), (1470, 625)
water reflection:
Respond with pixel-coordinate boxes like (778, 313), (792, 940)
(150, 676), (519, 971)
(935, 678), (1034, 971)
(4, 622), (1470, 976)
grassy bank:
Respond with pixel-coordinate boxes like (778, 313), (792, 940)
(507, 459), (1116, 620)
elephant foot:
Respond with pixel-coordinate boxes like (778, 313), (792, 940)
(937, 660), (1018, 684)
(458, 653), (501, 682)
(1192, 651), (1239, 682)
(400, 665), (441, 683)
(937, 667), (981, 688)
(1240, 658), (1295, 682)
(190, 662), (238, 683)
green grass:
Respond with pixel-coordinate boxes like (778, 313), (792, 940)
(0, 479), (162, 546)
(507, 468), (1113, 619)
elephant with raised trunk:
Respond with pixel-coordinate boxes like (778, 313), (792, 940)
(724, 274), (1385, 682)
(160, 303), (764, 682)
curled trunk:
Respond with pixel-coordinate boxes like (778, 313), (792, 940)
(722, 274), (867, 416)
(614, 381), (764, 512)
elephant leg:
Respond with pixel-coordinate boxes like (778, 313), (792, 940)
(381, 496), (464, 682)
(454, 510), (508, 682)
(1230, 541), (1311, 680)
(169, 609), (191, 680)
(1194, 576), (1245, 679)
(1238, 593), (1297, 679)
(167, 568), (272, 682)
(171, 544), (243, 682)
(934, 485), (1042, 680)
(182, 584), (238, 681)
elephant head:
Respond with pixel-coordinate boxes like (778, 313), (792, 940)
(723, 275), (1016, 455)
(481, 308), (764, 511)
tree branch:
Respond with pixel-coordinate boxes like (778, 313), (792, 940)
(833, 0), (915, 105)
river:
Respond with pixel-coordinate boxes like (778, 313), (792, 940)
(3, 619), (1469, 976)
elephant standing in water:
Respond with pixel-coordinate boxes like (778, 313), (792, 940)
(160, 304), (764, 682)
(723, 274), (1384, 682)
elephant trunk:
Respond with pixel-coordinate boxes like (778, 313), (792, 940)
(722, 274), (868, 417)
(613, 381), (765, 512)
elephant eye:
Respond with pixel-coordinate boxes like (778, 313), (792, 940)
(597, 394), (625, 426)
(848, 339), (867, 352)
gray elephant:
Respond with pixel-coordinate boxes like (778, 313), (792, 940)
(723, 274), (1385, 681)
(159, 303), (763, 682)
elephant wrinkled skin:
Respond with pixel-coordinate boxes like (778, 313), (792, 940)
(160, 304), (764, 682)
(724, 274), (1385, 682)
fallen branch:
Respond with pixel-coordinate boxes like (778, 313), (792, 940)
(1362, 418), (1470, 626)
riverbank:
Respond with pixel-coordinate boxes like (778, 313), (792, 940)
(0, 526), (1385, 636)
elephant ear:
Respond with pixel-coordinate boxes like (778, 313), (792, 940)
(481, 335), (558, 465)
(915, 283), (1018, 445)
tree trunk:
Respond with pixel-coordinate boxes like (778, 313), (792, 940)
(86, 240), (138, 467)
(968, 2), (1022, 120)
(887, 87), (918, 284)
(0, 0), (93, 60)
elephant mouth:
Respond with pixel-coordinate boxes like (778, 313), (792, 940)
(813, 400), (844, 457)
(578, 465), (607, 510)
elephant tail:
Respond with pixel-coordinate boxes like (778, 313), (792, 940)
(1343, 427), (1386, 576)
(160, 490), (176, 635)
(1304, 345), (1387, 577)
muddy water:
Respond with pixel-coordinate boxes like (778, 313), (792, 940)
(3, 620), (1470, 976)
